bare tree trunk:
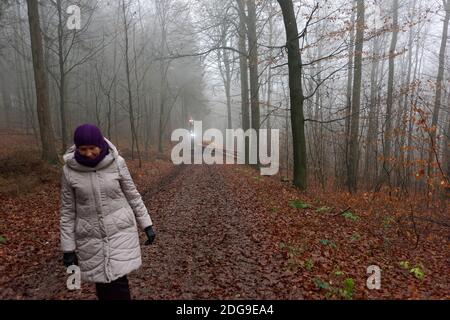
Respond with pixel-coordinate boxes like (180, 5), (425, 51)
(428, 0), (450, 179)
(380, 0), (399, 189)
(114, 4), (120, 147)
(310, 25), (325, 189)
(224, 50), (232, 130)
(158, 71), (167, 155)
(17, 1), (38, 138)
(343, 0), (356, 186)
(14, 1), (36, 138)
(237, 0), (250, 163)
(217, 24), (232, 130)
(26, 0), (59, 164)
(13, 48), (25, 132)
(56, 0), (69, 151)
(246, 0), (260, 164)
(444, 94), (450, 183)
(144, 96), (153, 160)
(0, 69), (12, 130)
(364, 35), (380, 186)
(347, 0), (365, 193)
(122, 0), (141, 167)
(156, 0), (170, 156)
(265, 4), (274, 155)
(397, 0), (417, 191)
(132, 23), (143, 159)
(278, 0), (307, 190)
(406, 26), (424, 189)
(393, 50), (406, 188)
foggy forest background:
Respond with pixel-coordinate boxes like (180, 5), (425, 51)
(0, 0), (449, 197)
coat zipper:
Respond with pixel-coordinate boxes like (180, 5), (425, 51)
(91, 170), (111, 282)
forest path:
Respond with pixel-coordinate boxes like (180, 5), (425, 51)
(134, 164), (296, 299)
(1, 161), (448, 299)
(0, 163), (297, 299)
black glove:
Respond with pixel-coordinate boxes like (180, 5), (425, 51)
(63, 252), (78, 267)
(144, 226), (156, 245)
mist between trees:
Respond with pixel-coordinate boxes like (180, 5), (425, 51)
(0, 0), (448, 197)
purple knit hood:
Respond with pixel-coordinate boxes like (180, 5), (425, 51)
(73, 123), (109, 168)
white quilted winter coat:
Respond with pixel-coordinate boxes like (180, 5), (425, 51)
(59, 137), (153, 283)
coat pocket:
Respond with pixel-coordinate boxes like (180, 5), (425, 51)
(75, 218), (91, 238)
(111, 207), (134, 230)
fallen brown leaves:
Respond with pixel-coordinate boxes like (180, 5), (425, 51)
(223, 165), (449, 299)
(0, 149), (174, 299)
(0, 136), (448, 299)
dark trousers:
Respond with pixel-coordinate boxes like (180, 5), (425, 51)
(95, 275), (131, 300)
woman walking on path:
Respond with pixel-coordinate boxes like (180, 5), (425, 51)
(59, 123), (156, 300)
